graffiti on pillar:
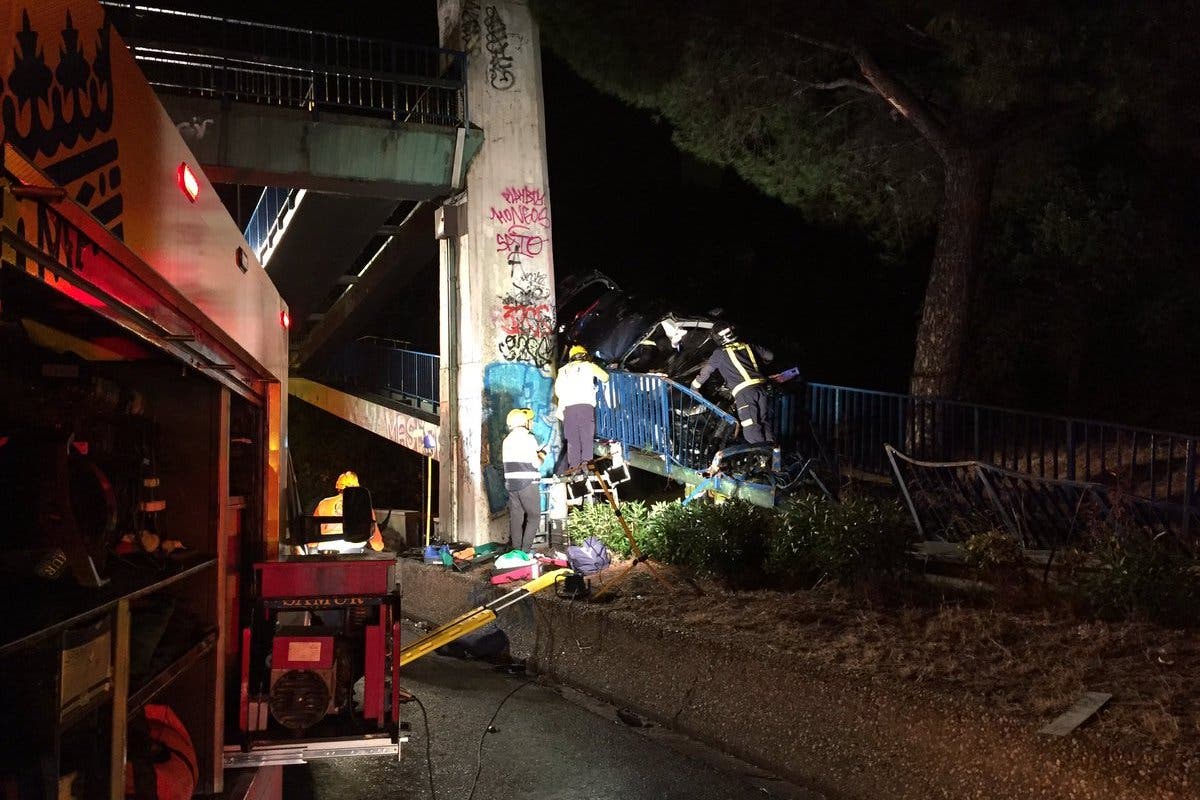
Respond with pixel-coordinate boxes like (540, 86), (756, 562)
(491, 185), (549, 260)
(496, 272), (553, 338)
(483, 361), (557, 510)
(483, 6), (515, 90)
(491, 186), (554, 368)
(460, 0), (482, 52)
(495, 269), (553, 368)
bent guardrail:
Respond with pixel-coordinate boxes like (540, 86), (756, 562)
(595, 371), (738, 472)
(803, 383), (1198, 511)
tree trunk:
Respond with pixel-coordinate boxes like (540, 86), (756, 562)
(909, 148), (997, 398)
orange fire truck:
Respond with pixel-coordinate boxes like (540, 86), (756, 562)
(0, 1), (296, 797)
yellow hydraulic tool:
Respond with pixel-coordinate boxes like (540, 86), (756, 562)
(398, 568), (572, 667)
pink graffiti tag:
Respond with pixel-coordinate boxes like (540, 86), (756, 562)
(492, 186), (550, 257)
(488, 204), (549, 228)
(496, 227), (547, 257)
(500, 186), (546, 205)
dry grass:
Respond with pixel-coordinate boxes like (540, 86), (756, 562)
(593, 563), (1200, 754)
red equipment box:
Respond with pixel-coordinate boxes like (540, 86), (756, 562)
(256, 554), (395, 598)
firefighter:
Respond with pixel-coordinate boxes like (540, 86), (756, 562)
(691, 325), (776, 444)
(503, 408), (545, 553)
(311, 471), (384, 553)
(554, 345), (610, 470)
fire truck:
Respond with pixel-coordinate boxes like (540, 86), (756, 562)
(0, 2), (412, 797)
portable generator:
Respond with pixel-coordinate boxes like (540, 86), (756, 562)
(227, 484), (405, 766)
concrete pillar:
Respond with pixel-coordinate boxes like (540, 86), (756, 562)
(437, 0), (557, 545)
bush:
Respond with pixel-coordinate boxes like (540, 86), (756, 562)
(646, 499), (774, 582)
(962, 529), (1026, 574)
(1076, 531), (1200, 627)
(567, 498), (775, 582)
(565, 500), (652, 557)
(768, 495), (914, 586)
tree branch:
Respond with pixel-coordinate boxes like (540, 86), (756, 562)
(780, 73), (876, 96)
(779, 30), (848, 54)
(849, 45), (954, 157)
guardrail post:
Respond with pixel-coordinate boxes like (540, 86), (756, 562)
(1184, 441), (1196, 538)
(973, 406), (980, 461)
(1066, 420), (1076, 481)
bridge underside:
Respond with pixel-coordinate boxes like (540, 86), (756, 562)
(295, 205), (437, 370)
(289, 377), (439, 457)
(162, 95), (482, 195)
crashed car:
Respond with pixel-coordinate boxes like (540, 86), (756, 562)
(556, 270), (721, 385)
(556, 271), (831, 498)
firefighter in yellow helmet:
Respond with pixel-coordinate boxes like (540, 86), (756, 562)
(311, 470), (385, 553)
(502, 408), (545, 552)
(553, 345), (609, 470)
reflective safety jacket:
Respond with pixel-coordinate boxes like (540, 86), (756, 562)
(502, 427), (543, 491)
(692, 343), (774, 397)
(313, 493), (384, 552)
(554, 360), (609, 408)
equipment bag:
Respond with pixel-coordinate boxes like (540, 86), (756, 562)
(566, 536), (611, 575)
(125, 704), (197, 800)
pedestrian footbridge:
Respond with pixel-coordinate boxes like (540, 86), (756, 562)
(111, 3), (477, 369)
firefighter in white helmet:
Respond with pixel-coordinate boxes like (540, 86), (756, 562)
(502, 408), (545, 552)
(311, 471), (384, 553)
(691, 325), (776, 444)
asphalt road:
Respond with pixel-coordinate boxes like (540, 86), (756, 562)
(282, 624), (808, 800)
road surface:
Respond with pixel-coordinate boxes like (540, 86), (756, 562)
(282, 624), (812, 800)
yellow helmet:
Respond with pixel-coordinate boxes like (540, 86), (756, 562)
(568, 344), (587, 360)
(506, 408), (534, 429)
(335, 471), (360, 492)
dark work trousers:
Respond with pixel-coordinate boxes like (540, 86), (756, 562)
(507, 483), (541, 552)
(735, 386), (776, 445)
(563, 404), (596, 470)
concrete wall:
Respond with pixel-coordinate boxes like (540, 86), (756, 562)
(437, 0), (558, 545)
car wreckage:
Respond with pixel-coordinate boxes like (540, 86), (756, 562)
(555, 271), (833, 501)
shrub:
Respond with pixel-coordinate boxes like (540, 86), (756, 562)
(1076, 531), (1200, 627)
(565, 500), (652, 557)
(768, 495), (914, 586)
(646, 499), (775, 581)
(962, 529), (1026, 574)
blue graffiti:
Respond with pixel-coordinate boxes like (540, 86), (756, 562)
(483, 361), (559, 513)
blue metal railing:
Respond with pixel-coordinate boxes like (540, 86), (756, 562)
(243, 186), (299, 265)
(595, 371), (738, 472)
(104, 3), (468, 127)
(315, 340), (439, 408)
(800, 383), (1199, 509)
(310, 337), (1199, 513)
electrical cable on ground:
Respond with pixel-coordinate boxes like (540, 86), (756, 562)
(466, 681), (531, 800)
(410, 694), (438, 800)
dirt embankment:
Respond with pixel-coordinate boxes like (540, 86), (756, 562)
(399, 560), (1198, 799)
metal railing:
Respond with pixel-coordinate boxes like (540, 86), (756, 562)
(595, 371), (738, 472)
(801, 383), (1199, 509)
(103, 3), (468, 127)
(315, 341), (439, 408)
(308, 337), (1199, 515)
(243, 186), (300, 265)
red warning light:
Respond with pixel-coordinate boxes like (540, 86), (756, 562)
(177, 162), (200, 203)
(280, 310), (291, 329)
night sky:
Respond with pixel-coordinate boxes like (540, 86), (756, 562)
(188, 0), (928, 391)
